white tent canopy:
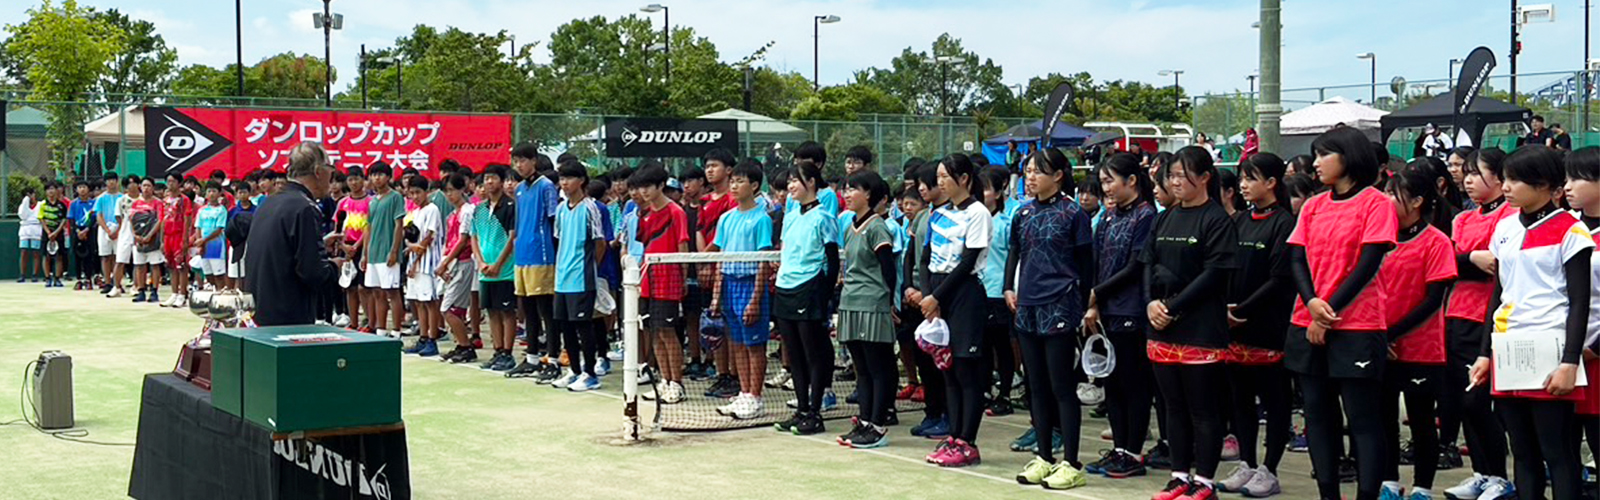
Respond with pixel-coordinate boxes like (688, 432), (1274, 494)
(571, 108), (808, 146)
(83, 105), (145, 144)
(1279, 97), (1388, 136)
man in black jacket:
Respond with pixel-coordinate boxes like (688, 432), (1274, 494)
(245, 142), (339, 326)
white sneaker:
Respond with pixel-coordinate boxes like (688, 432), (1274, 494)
(333, 314), (351, 327)
(661, 381), (685, 404)
(732, 395), (764, 420)
(637, 368), (654, 385)
(641, 387), (658, 401)
(551, 370), (580, 388)
(567, 374), (601, 392)
(106, 288), (123, 298)
(1239, 465), (1281, 497)
(1443, 473), (1488, 500)
(765, 369), (790, 389)
(607, 347), (624, 361)
(717, 394), (749, 415)
(1218, 463), (1257, 492)
(174, 295), (188, 308)
(1478, 476), (1515, 500)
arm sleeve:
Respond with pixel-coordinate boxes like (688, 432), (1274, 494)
(876, 246), (897, 297)
(1386, 280), (1453, 342)
(931, 248), (982, 305)
(1481, 279), (1503, 358)
(1003, 221), (1020, 293)
(1074, 241), (1097, 307)
(1563, 249), (1592, 364)
(1233, 276), (1288, 320)
(1291, 246), (1318, 305)
(1326, 243), (1392, 311)
(1456, 252), (1492, 281)
(1164, 269), (1225, 316)
(824, 243), (840, 290)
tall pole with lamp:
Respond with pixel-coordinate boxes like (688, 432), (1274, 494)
(1159, 69), (1184, 115)
(813, 15), (841, 91)
(640, 4), (670, 83)
(313, 1), (344, 108)
(1356, 52), (1376, 104)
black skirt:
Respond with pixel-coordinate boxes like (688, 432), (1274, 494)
(930, 273), (987, 359)
(1284, 326), (1387, 380)
(773, 273), (830, 322)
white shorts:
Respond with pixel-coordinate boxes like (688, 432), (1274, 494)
(97, 229), (116, 257)
(365, 263), (401, 290)
(405, 273), (441, 302)
(441, 260), (476, 312)
(200, 258), (227, 276)
(226, 247), (246, 279)
(133, 249), (165, 266)
(115, 233), (135, 264)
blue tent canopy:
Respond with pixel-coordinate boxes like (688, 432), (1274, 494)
(981, 120), (1094, 166)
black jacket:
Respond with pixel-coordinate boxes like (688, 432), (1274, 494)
(244, 182), (337, 326)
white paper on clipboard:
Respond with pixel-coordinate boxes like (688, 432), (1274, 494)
(1492, 330), (1590, 392)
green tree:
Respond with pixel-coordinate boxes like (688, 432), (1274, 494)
(356, 26), (532, 112)
(95, 9), (178, 96)
(3, 0), (124, 171)
(790, 82), (906, 121)
(746, 68), (813, 119)
(544, 15), (742, 117)
(255, 52), (335, 101)
(170, 63), (238, 97)
(856, 33), (1008, 116)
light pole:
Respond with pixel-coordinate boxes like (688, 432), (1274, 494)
(1159, 69), (1184, 115)
(813, 15), (841, 91)
(312, 1), (344, 107)
(1356, 52), (1376, 103)
(235, 0), (244, 97)
(1247, 73), (1258, 109)
(1449, 58), (1463, 91)
(379, 56), (404, 103)
(640, 4), (669, 83)
(359, 44), (367, 108)
(934, 55), (960, 116)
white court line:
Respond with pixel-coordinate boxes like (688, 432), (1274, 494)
(792, 434), (1110, 500)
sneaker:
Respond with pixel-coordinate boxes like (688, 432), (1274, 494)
(1218, 464), (1257, 492)
(1084, 449), (1115, 474)
(926, 437), (958, 464)
(1286, 431), (1309, 452)
(471, 336), (484, 349)
(1221, 435), (1240, 461)
(792, 412), (825, 436)
(717, 393), (750, 416)
(1476, 476), (1514, 500)
(174, 295), (188, 308)
(416, 338), (439, 357)
(1010, 428), (1040, 452)
(1043, 461), (1089, 490)
(836, 419), (866, 446)
(932, 439), (979, 467)
(1101, 428), (1116, 440)
(910, 416), (944, 437)
(1175, 482), (1217, 500)
(567, 374), (601, 392)
(986, 398), (1014, 416)
(850, 423), (887, 449)
(533, 362), (564, 383)
(705, 374), (738, 399)
(131, 290), (147, 302)
(731, 395), (765, 420)
(1379, 482), (1404, 500)
(896, 384), (920, 400)
(1407, 488), (1435, 500)
(1239, 466), (1281, 498)
(820, 389), (838, 411)
(1436, 442), (1463, 470)
(883, 408), (899, 426)
(1017, 456), (1054, 485)
(637, 367), (654, 385)
(1399, 439), (1416, 465)
(147, 290), (160, 304)
(550, 370), (580, 389)
(660, 381), (685, 404)
(490, 353), (517, 372)
(846, 389), (859, 405)
(596, 358), (611, 377)
(1103, 450), (1149, 479)
(505, 359), (541, 378)
(910, 386), (925, 402)
(1152, 477), (1191, 500)
(1145, 441), (1173, 470)
(403, 339), (430, 355)
(607, 347), (624, 361)
(765, 369), (791, 389)
(774, 411), (804, 433)
(1337, 456), (1358, 484)
(780, 377), (795, 391)
(478, 352), (503, 370)
(445, 347), (477, 364)
(912, 416), (950, 439)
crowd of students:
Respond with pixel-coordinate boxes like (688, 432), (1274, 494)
(18, 128), (1600, 500)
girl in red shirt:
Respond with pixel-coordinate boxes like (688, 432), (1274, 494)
(1285, 127), (1397, 500)
(1561, 147), (1600, 492)
(1376, 164), (1458, 500)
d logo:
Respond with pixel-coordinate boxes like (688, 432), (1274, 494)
(157, 114), (214, 162)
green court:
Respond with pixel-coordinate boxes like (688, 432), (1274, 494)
(0, 282), (1480, 499)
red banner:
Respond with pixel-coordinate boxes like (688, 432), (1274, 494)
(144, 107), (511, 180)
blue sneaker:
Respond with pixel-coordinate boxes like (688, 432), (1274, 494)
(1009, 428), (1039, 452)
(1379, 482), (1403, 500)
(567, 374), (601, 392)
(1406, 488), (1435, 500)
(1287, 431), (1310, 452)
(403, 339), (428, 355)
(916, 416), (950, 439)
(416, 339), (439, 357)
(820, 389), (838, 411)
(596, 358), (611, 376)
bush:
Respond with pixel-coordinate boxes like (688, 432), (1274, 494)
(6, 174), (45, 209)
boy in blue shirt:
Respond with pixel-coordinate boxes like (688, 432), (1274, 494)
(549, 161), (606, 392)
(68, 180), (99, 289)
(508, 144), (562, 379)
(707, 161), (776, 420)
(193, 182), (230, 289)
(94, 173), (125, 295)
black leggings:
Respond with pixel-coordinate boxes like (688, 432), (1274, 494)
(1439, 320), (1510, 477)
(1018, 334), (1083, 465)
(1300, 373), (1385, 500)
(560, 319), (600, 376)
(776, 318), (832, 413)
(1229, 362), (1292, 473)
(845, 340), (896, 425)
(522, 295), (554, 356)
(1381, 364), (1442, 489)
(1152, 362), (1226, 479)
(984, 323), (1016, 402)
(1498, 398), (1581, 500)
(943, 356), (990, 443)
(1102, 318), (1153, 453)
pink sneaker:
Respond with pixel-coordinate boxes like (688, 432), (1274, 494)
(1220, 434), (1240, 461)
(925, 438), (956, 463)
(935, 439), (981, 467)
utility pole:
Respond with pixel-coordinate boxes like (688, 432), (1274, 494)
(1257, 0), (1283, 155)
(1512, 0), (1520, 105)
(235, 0), (244, 97)
(360, 44), (367, 108)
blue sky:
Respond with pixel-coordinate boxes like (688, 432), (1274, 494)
(2, 0), (1595, 103)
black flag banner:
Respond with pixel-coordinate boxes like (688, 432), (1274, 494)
(1040, 82), (1076, 142)
(1452, 47), (1496, 145)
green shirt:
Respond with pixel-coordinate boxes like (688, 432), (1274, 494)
(365, 190), (406, 263)
(430, 190), (454, 221)
(840, 215), (894, 313)
(907, 209), (931, 292)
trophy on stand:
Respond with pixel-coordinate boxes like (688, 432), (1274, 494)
(175, 289), (256, 390)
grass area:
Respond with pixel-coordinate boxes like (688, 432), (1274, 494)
(0, 281), (1480, 499)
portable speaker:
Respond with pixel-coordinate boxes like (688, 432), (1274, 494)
(33, 351), (74, 429)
